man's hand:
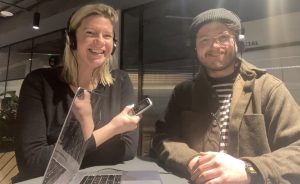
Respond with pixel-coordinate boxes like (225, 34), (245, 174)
(188, 152), (250, 184)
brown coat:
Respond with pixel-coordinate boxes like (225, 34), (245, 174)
(153, 59), (300, 184)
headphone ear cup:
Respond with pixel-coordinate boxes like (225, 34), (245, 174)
(237, 25), (245, 54)
(67, 30), (77, 50)
(111, 40), (117, 55)
(237, 39), (245, 53)
(236, 34), (245, 54)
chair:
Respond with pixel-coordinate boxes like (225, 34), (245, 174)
(0, 152), (19, 184)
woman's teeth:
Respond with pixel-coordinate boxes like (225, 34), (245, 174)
(89, 48), (104, 54)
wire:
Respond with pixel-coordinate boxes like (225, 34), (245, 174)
(264, 65), (300, 70)
(70, 49), (80, 87)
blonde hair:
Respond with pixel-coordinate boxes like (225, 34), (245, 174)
(62, 3), (118, 86)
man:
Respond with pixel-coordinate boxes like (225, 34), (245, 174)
(152, 8), (300, 184)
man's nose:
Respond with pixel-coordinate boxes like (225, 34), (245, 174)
(210, 38), (222, 47)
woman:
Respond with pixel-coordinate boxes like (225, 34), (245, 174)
(14, 3), (140, 181)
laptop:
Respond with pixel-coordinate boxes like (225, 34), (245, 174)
(42, 87), (162, 184)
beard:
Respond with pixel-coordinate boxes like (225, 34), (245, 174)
(198, 50), (237, 77)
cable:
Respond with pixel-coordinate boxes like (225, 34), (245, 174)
(264, 65), (300, 70)
(70, 50), (80, 87)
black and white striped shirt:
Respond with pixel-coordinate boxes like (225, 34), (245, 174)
(209, 73), (236, 153)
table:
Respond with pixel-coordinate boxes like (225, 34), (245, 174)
(16, 157), (189, 184)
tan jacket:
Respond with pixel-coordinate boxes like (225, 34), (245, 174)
(153, 59), (300, 183)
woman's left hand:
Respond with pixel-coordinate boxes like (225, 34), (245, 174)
(109, 105), (141, 134)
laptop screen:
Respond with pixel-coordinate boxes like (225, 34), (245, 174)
(42, 87), (103, 184)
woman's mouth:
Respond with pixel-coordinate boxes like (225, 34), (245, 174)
(88, 48), (105, 55)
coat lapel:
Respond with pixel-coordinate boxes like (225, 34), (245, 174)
(228, 74), (255, 157)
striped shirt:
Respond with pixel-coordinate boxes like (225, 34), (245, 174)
(209, 73), (236, 153)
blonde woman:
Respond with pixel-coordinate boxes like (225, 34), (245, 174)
(14, 4), (140, 182)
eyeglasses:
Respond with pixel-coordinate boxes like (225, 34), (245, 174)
(196, 33), (234, 47)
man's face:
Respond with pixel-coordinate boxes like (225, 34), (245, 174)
(195, 22), (237, 78)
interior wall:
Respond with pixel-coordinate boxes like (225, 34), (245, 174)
(244, 45), (300, 104)
(243, 11), (300, 104)
(243, 11), (300, 49)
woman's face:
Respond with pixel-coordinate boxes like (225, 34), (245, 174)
(75, 15), (114, 70)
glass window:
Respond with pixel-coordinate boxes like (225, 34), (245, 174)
(7, 40), (33, 80)
(0, 47), (9, 81)
(122, 8), (140, 70)
(6, 79), (24, 97)
(0, 82), (5, 99)
(32, 31), (64, 70)
(122, 1), (198, 156)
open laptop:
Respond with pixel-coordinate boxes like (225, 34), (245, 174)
(42, 87), (162, 184)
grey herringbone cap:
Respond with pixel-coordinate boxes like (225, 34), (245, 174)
(189, 8), (241, 44)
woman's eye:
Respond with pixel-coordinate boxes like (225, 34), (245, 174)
(86, 31), (95, 36)
(104, 34), (113, 39)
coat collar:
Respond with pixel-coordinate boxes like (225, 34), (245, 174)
(238, 58), (266, 81)
(195, 58), (266, 84)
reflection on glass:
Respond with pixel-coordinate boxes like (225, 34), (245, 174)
(32, 31), (64, 70)
(0, 47), (9, 81)
(6, 79), (23, 97)
(0, 82), (5, 96)
(42, 88), (103, 184)
(7, 40), (32, 80)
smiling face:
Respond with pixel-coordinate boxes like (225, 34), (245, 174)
(195, 22), (237, 78)
(75, 15), (114, 71)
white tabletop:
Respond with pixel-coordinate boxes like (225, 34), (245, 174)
(16, 157), (189, 184)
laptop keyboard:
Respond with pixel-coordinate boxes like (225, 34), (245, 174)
(80, 174), (121, 184)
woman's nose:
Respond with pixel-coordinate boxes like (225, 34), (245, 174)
(94, 34), (105, 44)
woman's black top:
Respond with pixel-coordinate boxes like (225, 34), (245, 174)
(14, 67), (138, 181)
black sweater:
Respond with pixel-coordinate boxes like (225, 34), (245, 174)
(14, 67), (138, 181)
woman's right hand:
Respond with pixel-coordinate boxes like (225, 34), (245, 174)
(109, 105), (141, 135)
(72, 89), (94, 140)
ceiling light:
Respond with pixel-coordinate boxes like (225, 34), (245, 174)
(33, 12), (40, 30)
(0, 10), (13, 17)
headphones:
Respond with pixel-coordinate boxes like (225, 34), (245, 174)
(65, 11), (117, 55)
(236, 25), (245, 54)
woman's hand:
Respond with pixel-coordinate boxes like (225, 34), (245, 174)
(72, 89), (94, 140)
(92, 104), (141, 147)
(109, 104), (141, 135)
